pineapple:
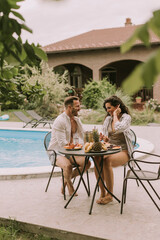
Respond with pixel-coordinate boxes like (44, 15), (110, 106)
(92, 128), (102, 152)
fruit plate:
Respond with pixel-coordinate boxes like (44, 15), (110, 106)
(64, 147), (82, 151)
(108, 146), (121, 150)
(89, 149), (108, 153)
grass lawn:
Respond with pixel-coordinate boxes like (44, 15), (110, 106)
(0, 223), (55, 240)
(0, 110), (33, 122)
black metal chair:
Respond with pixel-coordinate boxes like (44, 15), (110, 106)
(121, 150), (160, 214)
(44, 131), (67, 200)
(123, 129), (138, 180)
(44, 132), (90, 200)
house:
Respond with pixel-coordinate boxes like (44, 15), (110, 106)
(42, 18), (160, 102)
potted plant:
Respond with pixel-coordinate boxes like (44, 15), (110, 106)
(135, 96), (142, 103)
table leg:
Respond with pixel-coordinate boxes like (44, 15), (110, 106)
(89, 156), (120, 215)
(64, 156), (89, 209)
(72, 155), (90, 196)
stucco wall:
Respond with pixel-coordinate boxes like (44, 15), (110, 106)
(47, 45), (160, 102)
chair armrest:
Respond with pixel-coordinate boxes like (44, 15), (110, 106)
(131, 150), (160, 159)
(128, 158), (160, 171)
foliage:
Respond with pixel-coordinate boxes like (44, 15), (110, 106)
(0, 0), (47, 108)
(79, 107), (160, 126)
(145, 98), (160, 112)
(20, 62), (71, 117)
(121, 10), (160, 95)
(131, 108), (160, 125)
(82, 78), (116, 109)
(0, 61), (45, 110)
(82, 78), (132, 110)
(80, 108), (105, 124)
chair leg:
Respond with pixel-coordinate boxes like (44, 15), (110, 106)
(45, 165), (55, 192)
(61, 169), (66, 200)
(124, 179), (128, 204)
(136, 179), (139, 187)
(120, 179), (127, 214)
(138, 179), (160, 211)
(147, 181), (160, 200)
(124, 165), (126, 178)
(86, 170), (90, 196)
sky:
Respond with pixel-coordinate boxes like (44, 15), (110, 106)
(19, 0), (160, 47)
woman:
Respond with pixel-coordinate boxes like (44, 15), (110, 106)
(95, 95), (134, 204)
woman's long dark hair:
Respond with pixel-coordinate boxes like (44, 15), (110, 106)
(103, 95), (130, 116)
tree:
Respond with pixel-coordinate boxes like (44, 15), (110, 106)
(121, 10), (160, 95)
(0, 0), (47, 107)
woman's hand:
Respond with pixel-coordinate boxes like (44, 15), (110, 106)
(100, 132), (109, 142)
(113, 104), (121, 117)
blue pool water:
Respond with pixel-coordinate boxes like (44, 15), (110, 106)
(0, 129), (50, 168)
(0, 129), (140, 169)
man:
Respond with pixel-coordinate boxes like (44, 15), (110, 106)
(48, 96), (91, 196)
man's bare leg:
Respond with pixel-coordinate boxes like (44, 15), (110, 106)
(56, 156), (76, 196)
(71, 156), (91, 179)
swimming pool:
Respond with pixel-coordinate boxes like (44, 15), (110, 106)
(0, 129), (50, 168)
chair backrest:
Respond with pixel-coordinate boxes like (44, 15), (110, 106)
(44, 131), (51, 151)
(14, 111), (31, 123)
(27, 110), (42, 121)
(130, 129), (137, 146)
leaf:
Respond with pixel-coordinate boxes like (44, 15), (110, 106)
(149, 10), (160, 37)
(121, 23), (151, 54)
(11, 10), (25, 21)
(137, 24), (150, 47)
(155, 48), (160, 73)
(23, 42), (35, 62)
(11, 18), (21, 36)
(2, 69), (13, 79)
(141, 55), (157, 88)
(32, 45), (48, 61)
(7, 0), (21, 10)
(121, 33), (137, 54)
(0, 42), (4, 53)
(0, 0), (10, 14)
(18, 47), (27, 62)
(122, 64), (144, 95)
(21, 24), (32, 33)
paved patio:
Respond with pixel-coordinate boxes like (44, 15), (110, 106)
(0, 122), (160, 240)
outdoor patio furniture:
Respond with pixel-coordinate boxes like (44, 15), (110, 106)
(27, 110), (54, 128)
(120, 150), (160, 214)
(14, 111), (39, 128)
(44, 131), (66, 199)
(123, 129), (137, 176)
(44, 132), (90, 200)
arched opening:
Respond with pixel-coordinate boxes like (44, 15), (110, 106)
(101, 60), (153, 101)
(54, 63), (92, 98)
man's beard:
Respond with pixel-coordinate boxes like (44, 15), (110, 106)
(72, 109), (78, 116)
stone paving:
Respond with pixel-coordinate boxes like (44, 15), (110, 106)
(0, 122), (160, 240)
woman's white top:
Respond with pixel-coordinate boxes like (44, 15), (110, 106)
(102, 113), (134, 157)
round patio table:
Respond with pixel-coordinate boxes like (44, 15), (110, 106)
(58, 146), (121, 214)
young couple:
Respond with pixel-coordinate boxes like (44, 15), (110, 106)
(48, 95), (133, 204)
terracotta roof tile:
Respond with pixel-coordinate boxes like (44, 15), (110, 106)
(42, 25), (160, 53)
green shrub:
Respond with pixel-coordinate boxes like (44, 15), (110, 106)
(131, 108), (158, 125)
(82, 78), (132, 110)
(82, 80), (102, 109)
